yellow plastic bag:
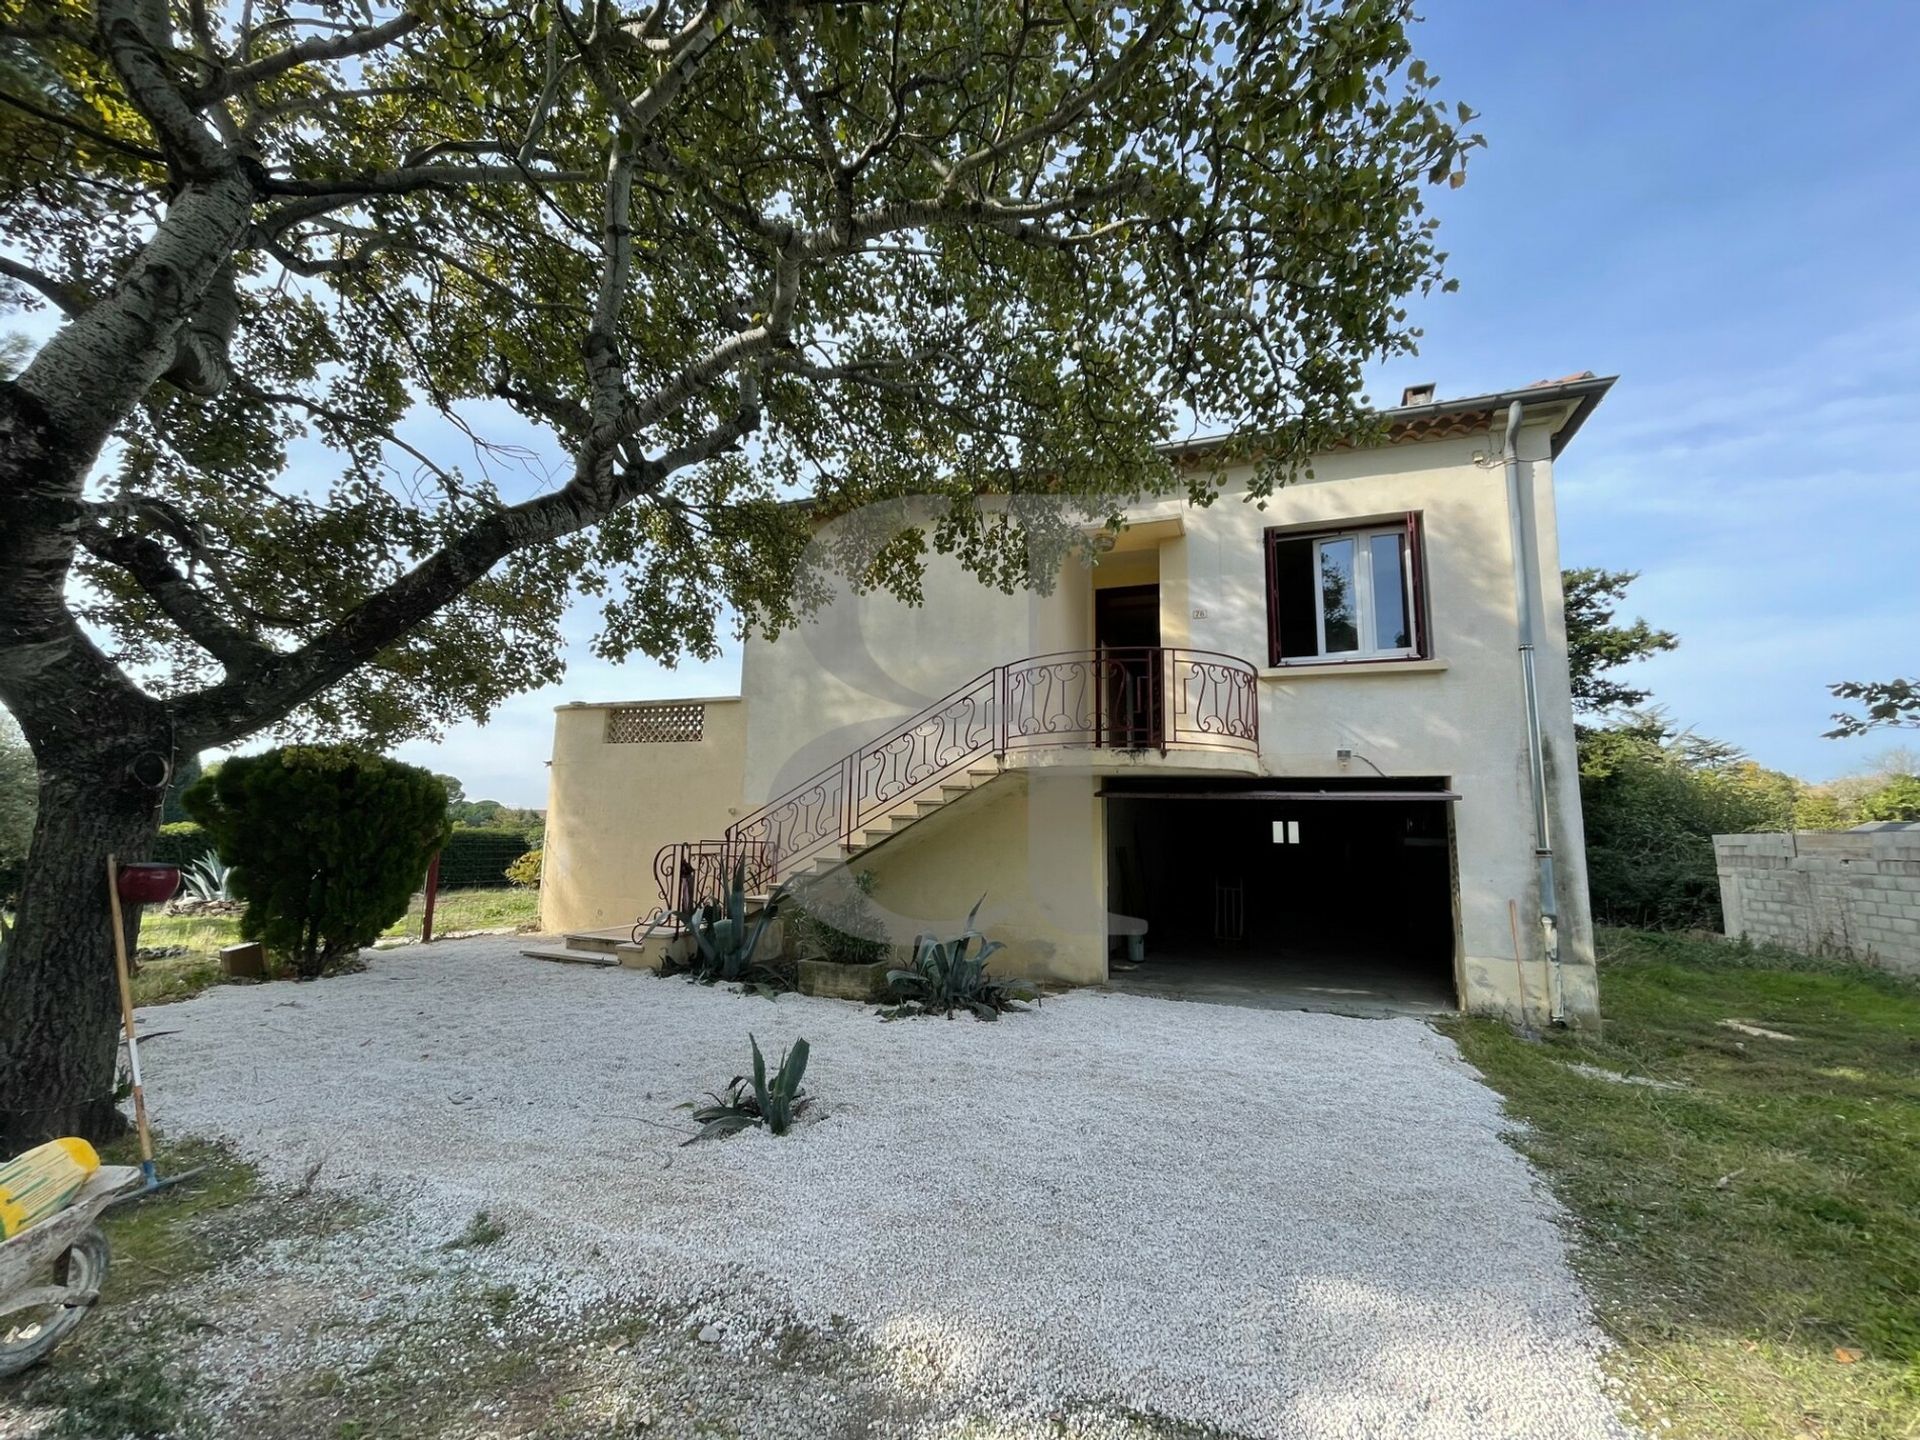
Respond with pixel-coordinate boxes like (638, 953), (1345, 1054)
(0, 1137), (101, 1239)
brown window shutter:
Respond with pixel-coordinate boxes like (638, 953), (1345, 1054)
(1263, 527), (1281, 666)
(1405, 510), (1430, 658)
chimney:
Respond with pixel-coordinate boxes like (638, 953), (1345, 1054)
(1400, 382), (1437, 407)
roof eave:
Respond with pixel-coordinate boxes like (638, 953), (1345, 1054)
(1159, 372), (1618, 465)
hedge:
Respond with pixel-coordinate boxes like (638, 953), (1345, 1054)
(153, 821), (528, 891)
(437, 827), (532, 890)
(152, 821), (211, 868)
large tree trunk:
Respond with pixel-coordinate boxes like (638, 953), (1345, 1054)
(0, 149), (257, 1153)
(0, 753), (168, 1152)
(0, 384), (177, 1150)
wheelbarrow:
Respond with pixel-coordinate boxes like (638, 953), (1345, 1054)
(0, 1164), (141, 1377)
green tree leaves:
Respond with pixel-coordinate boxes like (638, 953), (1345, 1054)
(1563, 567), (1679, 714)
(4, 1), (1476, 752)
(1826, 678), (1920, 738)
(1857, 774), (1920, 823)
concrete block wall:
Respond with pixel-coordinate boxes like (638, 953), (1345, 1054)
(1714, 829), (1920, 975)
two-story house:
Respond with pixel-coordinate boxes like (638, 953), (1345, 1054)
(537, 373), (1613, 1025)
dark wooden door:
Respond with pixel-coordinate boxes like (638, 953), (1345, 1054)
(1095, 585), (1161, 748)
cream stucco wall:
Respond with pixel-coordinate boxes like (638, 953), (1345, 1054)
(1160, 422), (1597, 1024)
(729, 414), (1597, 1023)
(540, 698), (747, 933)
(737, 523), (1090, 810)
(542, 409), (1600, 1023)
(850, 770), (1108, 985)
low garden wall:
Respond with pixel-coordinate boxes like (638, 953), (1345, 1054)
(1713, 827), (1920, 975)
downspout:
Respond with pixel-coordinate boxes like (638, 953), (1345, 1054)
(1501, 400), (1567, 1023)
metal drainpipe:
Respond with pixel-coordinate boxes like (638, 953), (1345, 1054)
(1501, 400), (1567, 1023)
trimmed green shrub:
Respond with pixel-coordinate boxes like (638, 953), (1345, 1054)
(160, 753), (203, 824)
(151, 821), (208, 868)
(504, 847), (542, 888)
(437, 826), (531, 889)
(0, 714), (33, 904)
(184, 746), (450, 978)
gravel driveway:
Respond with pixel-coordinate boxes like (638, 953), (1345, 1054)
(141, 936), (1631, 1439)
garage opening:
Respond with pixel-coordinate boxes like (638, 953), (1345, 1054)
(1103, 779), (1460, 1015)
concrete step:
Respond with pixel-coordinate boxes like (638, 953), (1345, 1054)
(522, 945), (619, 968)
(562, 928), (629, 956)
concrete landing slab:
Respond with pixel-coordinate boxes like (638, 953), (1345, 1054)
(1103, 947), (1456, 1019)
(522, 946), (619, 968)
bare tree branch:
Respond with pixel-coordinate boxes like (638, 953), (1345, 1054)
(169, 397), (774, 749)
(95, 0), (230, 178)
(0, 85), (168, 164)
(243, 384), (466, 497)
(0, 257), (87, 316)
(260, 161), (594, 201)
(188, 12), (421, 106)
(941, 1), (1179, 188)
(75, 524), (274, 675)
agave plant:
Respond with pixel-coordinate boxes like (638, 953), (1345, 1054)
(885, 895), (1037, 1021)
(181, 849), (235, 901)
(675, 856), (789, 988)
(683, 1033), (812, 1143)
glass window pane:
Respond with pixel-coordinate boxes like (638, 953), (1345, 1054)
(1318, 538), (1358, 652)
(1370, 532), (1411, 650)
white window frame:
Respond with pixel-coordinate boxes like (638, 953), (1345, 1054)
(1302, 525), (1418, 663)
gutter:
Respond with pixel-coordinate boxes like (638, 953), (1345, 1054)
(1502, 399), (1567, 1024)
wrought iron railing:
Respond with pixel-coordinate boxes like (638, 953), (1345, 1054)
(638, 839), (779, 939)
(652, 647), (1255, 903)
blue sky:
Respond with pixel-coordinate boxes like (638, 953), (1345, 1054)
(385, 6), (1916, 801)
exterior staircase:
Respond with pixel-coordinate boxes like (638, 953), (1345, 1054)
(657, 645), (1259, 919)
(524, 760), (1007, 969)
(759, 755), (1008, 882)
(530, 645), (1260, 964)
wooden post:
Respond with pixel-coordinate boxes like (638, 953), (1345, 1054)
(422, 851), (441, 943)
(106, 855), (156, 1178)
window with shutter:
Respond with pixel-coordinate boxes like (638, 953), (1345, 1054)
(1263, 516), (1430, 666)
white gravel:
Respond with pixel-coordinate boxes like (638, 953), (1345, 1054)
(140, 936), (1634, 1439)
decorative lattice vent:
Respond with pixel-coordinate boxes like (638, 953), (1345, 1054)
(605, 703), (705, 744)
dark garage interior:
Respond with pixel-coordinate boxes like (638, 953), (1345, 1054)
(1103, 779), (1460, 1015)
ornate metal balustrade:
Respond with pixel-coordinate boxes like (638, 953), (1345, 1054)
(652, 648), (1255, 907)
(639, 839), (778, 939)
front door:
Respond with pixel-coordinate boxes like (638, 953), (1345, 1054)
(1095, 585), (1161, 749)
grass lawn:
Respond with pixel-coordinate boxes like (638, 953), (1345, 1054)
(1446, 928), (1920, 1440)
(127, 885), (541, 1006)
